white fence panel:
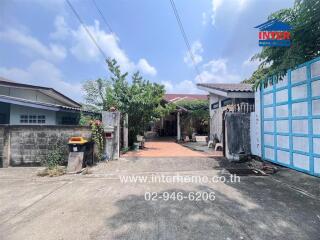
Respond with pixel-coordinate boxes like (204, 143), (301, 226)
(260, 57), (320, 176)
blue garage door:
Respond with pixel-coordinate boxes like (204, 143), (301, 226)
(260, 57), (320, 176)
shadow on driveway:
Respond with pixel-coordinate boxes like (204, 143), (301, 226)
(95, 179), (320, 240)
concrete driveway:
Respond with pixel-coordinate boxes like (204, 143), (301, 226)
(0, 154), (320, 240)
(123, 138), (222, 158)
(122, 138), (211, 158)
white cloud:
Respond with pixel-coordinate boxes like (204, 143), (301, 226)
(210, 0), (250, 26)
(70, 20), (133, 70)
(69, 19), (156, 75)
(202, 12), (207, 25)
(211, 0), (224, 25)
(161, 80), (201, 94)
(50, 15), (69, 40)
(23, 0), (65, 10)
(0, 28), (67, 61)
(175, 80), (201, 93)
(0, 60), (82, 101)
(137, 58), (157, 76)
(162, 58), (241, 94)
(203, 59), (227, 73)
(161, 80), (174, 92)
(183, 40), (203, 66)
(238, 0), (250, 10)
(195, 59), (240, 83)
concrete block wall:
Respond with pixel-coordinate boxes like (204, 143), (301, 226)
(225, 112), (251, 160)
(0, 127), (10, 167)
(0, 125), (92, 167)
(0, 127), (4, 167)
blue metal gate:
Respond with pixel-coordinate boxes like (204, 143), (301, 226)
(260, 57), (320, 176)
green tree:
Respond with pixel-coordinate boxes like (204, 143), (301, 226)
(83, 59), (166, 145)
(245, 0), (320, 88)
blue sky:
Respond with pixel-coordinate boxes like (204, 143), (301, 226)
(0, 0), (294, 102)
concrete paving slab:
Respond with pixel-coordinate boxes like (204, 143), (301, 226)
(0, 154), (319, 240)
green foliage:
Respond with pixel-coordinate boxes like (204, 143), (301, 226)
(178, 99), (209, 135)
(154, 103), (176, 120)
(83, 59), (166, 146)
(43, 139), (66, 170)
(178, 99), (209, 115)
(245, 0), (320, 87)
(90, 120), (104, 161)
(79, 112), (94, 126)
(242, 67), (270, 90)
(121, 147), (130, 153)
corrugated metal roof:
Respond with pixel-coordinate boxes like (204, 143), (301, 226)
(164, 94), (207, 103)
(0, 77), (81, 108)
(0, 77), (16, 83)
(197, 83), (253, 92)
(0, 95), (97, 114)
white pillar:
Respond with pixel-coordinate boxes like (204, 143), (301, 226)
(177, 111), (181, 141)
(123, 113), (128, 149)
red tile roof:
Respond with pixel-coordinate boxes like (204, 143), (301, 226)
(164, 94), (208, 103)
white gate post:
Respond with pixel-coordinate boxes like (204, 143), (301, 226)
(177, 111), (181, 141)
(123, 113), (128, 149)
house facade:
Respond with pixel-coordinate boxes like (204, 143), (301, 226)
(197, 83), (254, 142)
(0, 77), (92, 125)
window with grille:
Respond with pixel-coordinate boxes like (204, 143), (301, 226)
(221, 98), (232, 107)
(61, 116), (76, 125)
(211, 102), (219, 110)
(29, 115), (37, 123)
(20, 115), (46, 124)
(20, 115), (28, 123)
(38, 115), (46, 123)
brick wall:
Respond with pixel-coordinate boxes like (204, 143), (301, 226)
(0, 125), (92, 167)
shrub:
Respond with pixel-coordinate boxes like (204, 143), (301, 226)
(42, 139), (66, 170)
(90, 120), (104, 161)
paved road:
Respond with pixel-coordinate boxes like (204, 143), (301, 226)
(0, 152), (320, 239)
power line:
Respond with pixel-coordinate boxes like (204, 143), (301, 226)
(91, 0), (125, 51)
(65, 0), (107, 59)
(169, 0), (202, 80)
(91, 0), (113, 33)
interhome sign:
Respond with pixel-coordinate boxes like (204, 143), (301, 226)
(255, 19), (292, 47)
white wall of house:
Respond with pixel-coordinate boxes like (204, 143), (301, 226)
(209, 94), (225, 117)
(0, 86), (66, 106)
(208, 92), (255, 142)
(209, 94), (225, 141)
(10, 105), (56, 125)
